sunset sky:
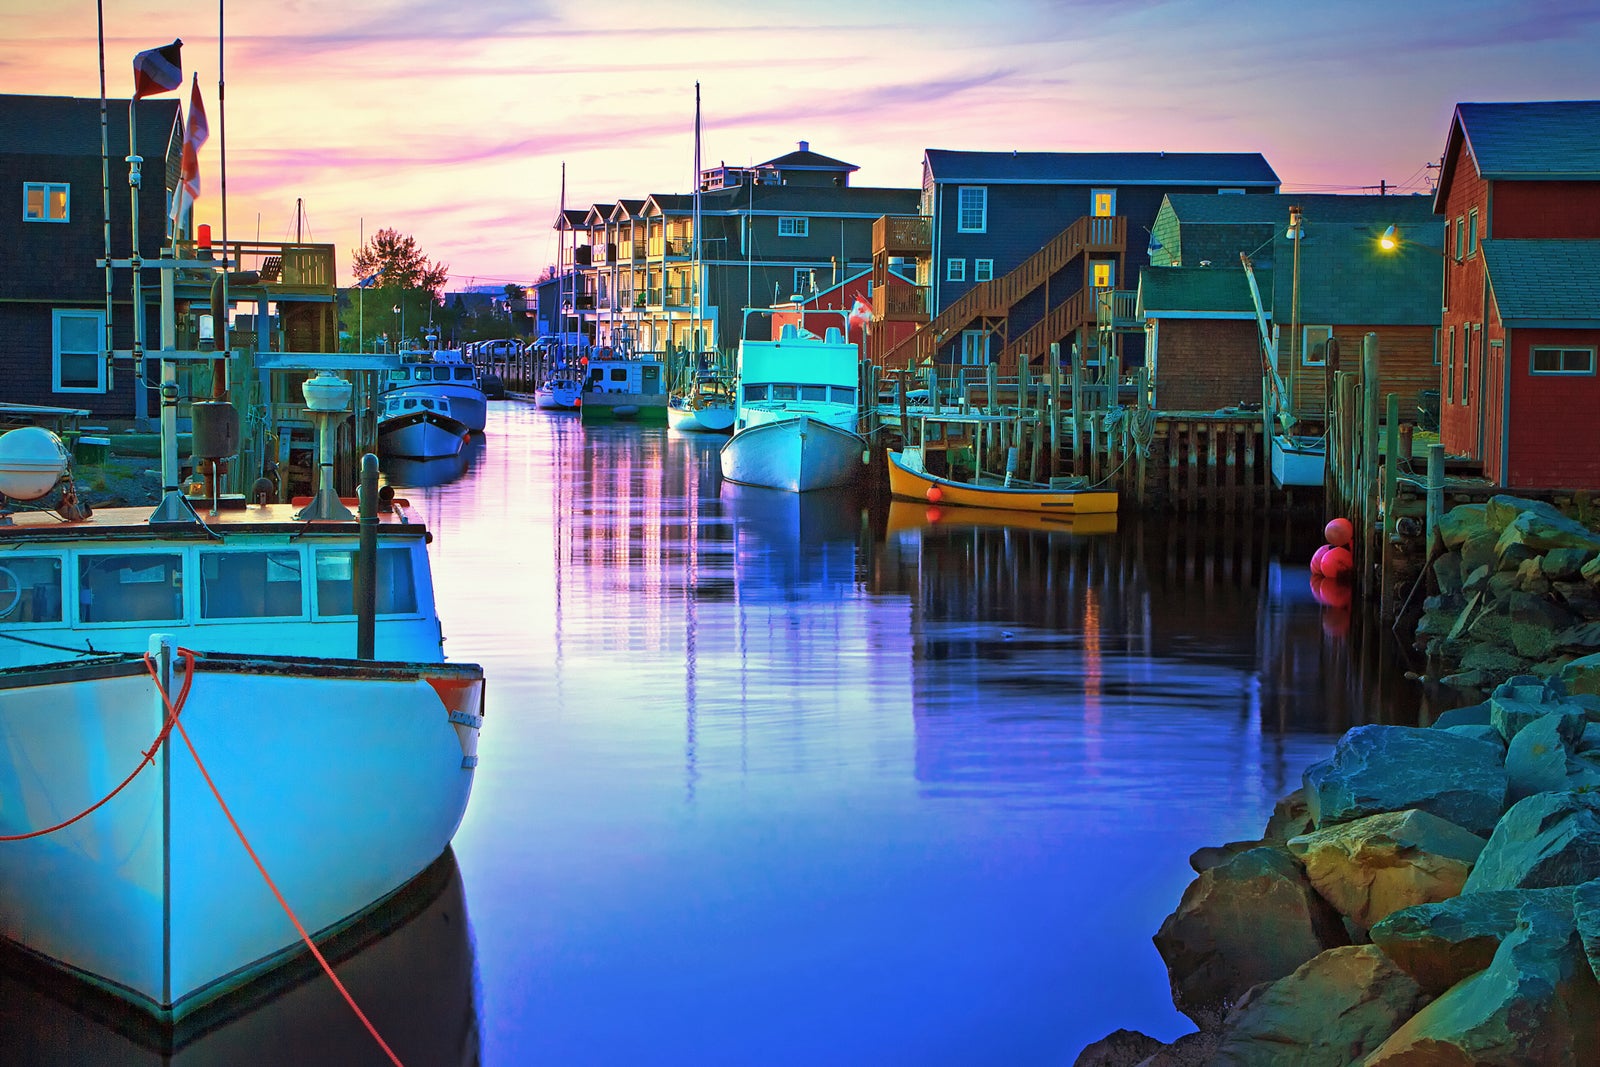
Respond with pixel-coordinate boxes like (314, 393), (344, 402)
(8, 1), (1598, 290)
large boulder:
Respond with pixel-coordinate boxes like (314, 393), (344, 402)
(1544, 547), (1596, 582)
(1211, 946), (1429, 1066)
(1287, 809), (1486, 938)
(1462, 791), (1600, 893)
(1361, 901), (1600, 1065)
(1153, 847), (1350, 1027)
(1302, 725), (1509, 836)
(1484, 494), (1565, 534)
(1575, 877), (1600, 988)
(1262, 788), (1313, 843)
(1368, 887), (1576, 994)
(1461, 531), (1500, 582)
(1071, 1028), (1165, 1066)
(1488, 675), (1581, 743)
(1437, 503), (1488, 550)
(1506, 711), (1582, 800)
(1562, 651), (1600, 697)
(1496, 508), (1600, 556)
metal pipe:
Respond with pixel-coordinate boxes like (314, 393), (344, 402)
(357, 453), (378, 660)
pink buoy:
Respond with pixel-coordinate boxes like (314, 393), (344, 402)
(1322, 545), (1353, 580)
(926, 485), (943, 503)
(1324, 517), (1354, 547)
(1310, 544), (1332, 577)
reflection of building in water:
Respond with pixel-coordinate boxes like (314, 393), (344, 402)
(0, 849), (478, 1066)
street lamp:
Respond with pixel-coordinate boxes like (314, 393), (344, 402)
(1286, 206), (1304, 406)
(393, 302), (404, 351)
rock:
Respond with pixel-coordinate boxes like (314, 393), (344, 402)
(1498, 540), (1540, 574)
(1262, 789), (1313, 843)
(1136, 1030), (1222, 1066)
(1432, 551), (1466, 597)
(1544, 548), (1595, 582)
(1153, 847), (1350, 1027)
(1303, 726), (1508, 836)
(1461, 644), (1529, 684)
(1440, 668), (1488, 691)
(1487, 570), (1520, 600)
(1414, 609), (1458, 639)
(1584, 552), (1600, 586)
(1072, 1028), (1166, 1067)
(1438, 503), (1488, 550)
(1576, 877), (1600, 985)
(1506, 712), (1581, 801)
(1462, 563), (1492, 596)
(1496, 507), (1600, 556)
(1287, 809), (1487, 937)
(1361, 901), (1600, 1065)
(1562, 652), (1600, 697)
(1190, 841), (1264, 874)
(1556, 621), (1600, 653)
(1369, 886), (1575, 995)
(1211, 946), (1429, 1066)
(1489, 677), (1569, 742)
(1444, 723), (1506, 750)
(1430, 702), (1490, 729)
(1462, 791), (1600, 893)
(1462, 532), (1500, 583)
(1485, 495), (1565, 533)
(1554, 580), (1600, 619)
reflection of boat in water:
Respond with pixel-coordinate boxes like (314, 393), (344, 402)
(0, 848), (479, 1066)
(382, 435), (483, 488)
(886, 500), (1119, 537)
(722, 482), (861, 597)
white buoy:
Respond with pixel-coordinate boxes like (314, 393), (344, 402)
(0, 427), (70, 500)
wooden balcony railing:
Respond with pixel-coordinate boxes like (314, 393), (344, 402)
(873, 285), (929, 322)
(175, 239), (337, 297)
(872, 215), (931, 256)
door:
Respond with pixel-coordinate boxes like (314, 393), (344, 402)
(960, 330), (988, 366)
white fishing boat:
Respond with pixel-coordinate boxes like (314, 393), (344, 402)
(0, 414), (483, 1022)
(383, 347), (488, 434)
(719, 319), (866, 492)
(666, 371), (736, 434)
(376, 392), (469, 459)
(1271, 433), (1327, 488)
(534, 377), (582, 411)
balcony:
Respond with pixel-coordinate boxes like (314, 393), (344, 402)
(873, 285), (929, 323)
(873, 215), (931, 257)
(174, 239), (336, 301)
(573, 245), (593, 266)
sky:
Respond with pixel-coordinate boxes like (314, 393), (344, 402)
(7, 0), (1599, 291)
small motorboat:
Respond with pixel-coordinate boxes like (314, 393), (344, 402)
(376, 393), (470, 459)
(534, 377), (582, 411)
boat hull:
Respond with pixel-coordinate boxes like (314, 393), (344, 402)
(534, 381), (581, 410)
(720, 416), (864, 492)
(886, 450), (1119, 514)
(384, 384), (487, 434)
(0, 650), (482, 1020)
(1271, 434), (1326, 488)
(377, 411), (469, 459)
(667, 402), (735, 434)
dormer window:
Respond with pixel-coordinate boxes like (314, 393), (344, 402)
(24, 182), (69, 222)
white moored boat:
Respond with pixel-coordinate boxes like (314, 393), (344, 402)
(719, 321), (865, 493)
(534, 377), (582, 411)
(666, 371), (736, 434)
(383, 347), (488, 434)
(376, 392), (470, 459)
(0, 424), (483, 1022)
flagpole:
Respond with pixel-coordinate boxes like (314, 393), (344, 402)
(359, 217), (365, 353)
(97, 1), (115, 390)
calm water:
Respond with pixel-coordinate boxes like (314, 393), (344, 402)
(2, 402), (1428, 1065)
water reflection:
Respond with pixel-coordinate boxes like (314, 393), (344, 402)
(0, 848), (479, 1066)
(383, 434), (487, 489)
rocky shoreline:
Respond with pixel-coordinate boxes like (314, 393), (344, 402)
(1077, 496), (1600, 1065)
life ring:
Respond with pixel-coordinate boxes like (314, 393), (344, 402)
(0, 565), (21, 619)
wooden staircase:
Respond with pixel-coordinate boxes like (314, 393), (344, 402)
(878, 215), (1125, 368)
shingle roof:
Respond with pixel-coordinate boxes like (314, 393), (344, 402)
(0, 94), (180, 156)
(757, 147), (858, 173)
(925, 149), (1279, 186)
(1457, 101), (1600, 179)
(1138, 266), (1266, 316)
(642, 186), (918, 217)
(1482, 239), (1600, 325)
(1163, 192), (1438, 226)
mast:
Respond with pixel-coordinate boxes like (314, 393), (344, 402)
(692, 82), (703, 374)
(558, 161), (566, 365)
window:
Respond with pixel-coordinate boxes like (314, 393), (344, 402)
(0, 556), (63, 624)
(831, 386), (856, 405)
(974, 258), (994, 282)
(1217, 187), (1245, 195)
(314, 547), (418, 617)
(800, 385), (827, 401)
(23, 182), (69, 222)
(777, 217), (808, 237)
(53, 309), (106, 393)
(947, 258), (966, 282)
(1301, 326), (1332, 367)
(1433, 327), (1441, 366)
(1446, 327), (1456, 402)
(1091, 188), (1116, 217)
(957, 186), (987, 232)
(772, 384), (798, 400)
(1531, 346), (1596, 375)
(1467, 209), (1478, 257)
(199, 550), (303, 619)
(1092, 261), (1114, 289)
(1454, 218), (1465, 261)
(1462, 326), (1475, 404)
(793, 268), (815, 296)
(78, 553), (184, 624)
(743, 383), (769, 402)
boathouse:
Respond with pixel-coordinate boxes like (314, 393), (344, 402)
(1433, 100), (1600, 489)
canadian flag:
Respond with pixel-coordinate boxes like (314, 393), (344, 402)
(847, 296), (872, 331)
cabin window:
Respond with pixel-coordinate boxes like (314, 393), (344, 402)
(831, 386), (857, 406)
(1301, 326), (1332, 367)
(1530, 346), (1596, 375)
(772, 384), (798, 401)
(314, 547), (418, 617)
(78, 553), (184, 624)
(1091, 188), (1116, 217)
(743, 383), (769, 402)
(974, 259), (994, 282)
(199, 550), (303, 619)
(946, 258), (966, 282)
(778, 217), (808, 237)
(609, 369), (627, 382)
(388, 369), (410, 383)
(1467, 209), (1478, 257)
(53, 309), (106, 393)
(957, 187), (987, 233)
(23, 182), (69, 222)
(801, 385), (827, 402)
(453, 367), (474, 381)
(0, 555), (63, 624)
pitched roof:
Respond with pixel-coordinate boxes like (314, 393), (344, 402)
(1482, 239), (1600, 326)
(757, 146), (858, 174)
(0, 94), (180, 157)
(1457, 101), (1600, 179)
(1137, 266), (1266, 317)
(924, 149), (1279, 187)
(640, 185), (918, 217)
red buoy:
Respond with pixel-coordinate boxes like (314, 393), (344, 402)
(925, 506), (943, 523)
(926, 485), (943, 503)
(1310, 544), (1332, 577)
(1324, 517), (1354, 547)
(1322, 545), (1353, 579)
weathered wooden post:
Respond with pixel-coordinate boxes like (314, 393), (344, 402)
(1049, 343), (1062, 479)
(1427, 444), (1445, 549)
(1382, 392), (1400, 620)
(1362, 333), (1381, 603)
(1070, 347), (1083, 476)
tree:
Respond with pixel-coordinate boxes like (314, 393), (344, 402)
(350, 227), (450, 299)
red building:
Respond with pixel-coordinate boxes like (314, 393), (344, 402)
(768, 268), (917, 352)
(1434, 100), (1600, 488)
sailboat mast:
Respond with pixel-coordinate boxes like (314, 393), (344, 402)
(692, 82), (702, 366)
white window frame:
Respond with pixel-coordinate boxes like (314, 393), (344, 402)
(974, 258), (994, 282)
(956, 186), (986, 233)
(1091, 188), (1117, 217)
(53, 308), (106, 393)
(960, 330), (987, 366)
(792, 268), (815, 296)
(1467, 208), (1479, 257)
(1530, 345), (1596, 376)
(1301, 325), (1332, 368)
(946, 258), (966, 282)
(24, 181), (70, 223)
(777, 216), (808, 238)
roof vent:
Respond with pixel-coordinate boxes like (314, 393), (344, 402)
(797, 140), (809, 153)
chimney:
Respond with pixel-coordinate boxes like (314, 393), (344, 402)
(798, 140), (809, 153)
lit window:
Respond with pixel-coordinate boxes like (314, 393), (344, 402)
(1091, 188), (1116, 217)
(53, 309), (105, 393)
(947, 258), (966, 282)
(1531, 346), (1596, 375)
(957, 187), (986, 232)
(23, 182), (69, 222)
(1092, 262), (1114, 289)
(778, 217), (808, 237)
(974, 259), (994, 282)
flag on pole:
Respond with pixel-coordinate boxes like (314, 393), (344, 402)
(357, 269), (384, 288)
(180, 75), (208, 200)
(132, 39), (183, 99)
(847, 295), (873, 331)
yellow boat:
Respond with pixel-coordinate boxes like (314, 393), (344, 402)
(886, 500), (1118, 536)
(886, 446), (1119, 515)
